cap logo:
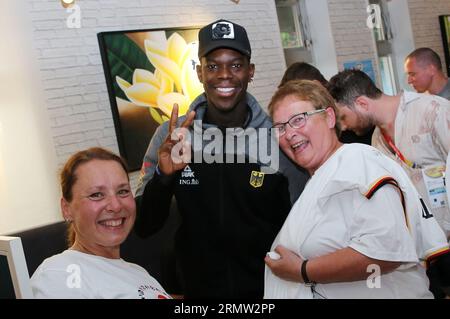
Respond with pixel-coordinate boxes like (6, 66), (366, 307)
(211, 21), (235, 40)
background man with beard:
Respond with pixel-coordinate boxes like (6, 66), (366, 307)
(328, 70), (450, 298)
(328, 69), (450, 240)
(133, 19), (308, 298)
(277, 62), (374, 145)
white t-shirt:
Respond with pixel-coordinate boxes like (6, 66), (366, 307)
(31, 250), (171, 299)
(264, 144), (449, 299)
(372, 91), (450, 237)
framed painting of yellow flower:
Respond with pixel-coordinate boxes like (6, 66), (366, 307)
(98, 27), (203, 171)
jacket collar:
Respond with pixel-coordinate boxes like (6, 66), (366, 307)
(188, 93), (271, 129)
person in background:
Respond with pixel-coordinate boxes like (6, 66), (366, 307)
(278, 62), (328, 88)
(134, 19), (308, 298)
(328, 69), (450, 240)
(31, 147), (170, 299)
(447, 153), (450, 209)
(264, 80), (450, 298)
(405, 47), (450, 100)
(328, 70), (450, 298)
(279, 62), (373, 145)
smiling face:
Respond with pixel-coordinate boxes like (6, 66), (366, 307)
(272, 95), (338, 175)
(197, 48), (255, 113)
(62, 159), (135, 258)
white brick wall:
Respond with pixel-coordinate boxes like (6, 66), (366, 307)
(408, 0), (450, 70)
(26, 0), (285, 188)
(26, 0), (449, 192)
(327, 0), (380, 84)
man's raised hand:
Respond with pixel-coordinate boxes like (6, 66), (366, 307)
(158, 103), (196, 175)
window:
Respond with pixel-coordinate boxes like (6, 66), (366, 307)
(276, 1), (304, 48)
(370, 0), (393, 42)
(370, 0), (398, 95)
(379, 56), (396, 95)
(275, 0), (312, 66)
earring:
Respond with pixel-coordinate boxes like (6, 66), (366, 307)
(65, 217), (72, 223)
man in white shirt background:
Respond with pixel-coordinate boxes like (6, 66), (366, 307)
(404, 47), (450, 100)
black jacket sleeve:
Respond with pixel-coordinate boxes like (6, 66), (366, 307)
(427, 251), (450, 298)
(132, 121), (176, 238)
(134, 171), (175, 238)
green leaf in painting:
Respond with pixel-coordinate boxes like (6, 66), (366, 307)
(104, 33), (154, 101)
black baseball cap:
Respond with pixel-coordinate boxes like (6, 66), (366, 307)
(198, 19), (251, 59)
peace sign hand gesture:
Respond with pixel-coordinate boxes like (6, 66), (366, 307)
(158, 103), (196, 176)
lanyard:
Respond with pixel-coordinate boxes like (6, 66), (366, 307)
(381, 129), (418, 168)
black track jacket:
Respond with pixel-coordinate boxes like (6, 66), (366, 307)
(134, 93), (308, 298)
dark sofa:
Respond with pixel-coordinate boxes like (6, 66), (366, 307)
(10, 201), (182, 294)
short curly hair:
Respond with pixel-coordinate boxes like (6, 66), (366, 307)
(269, 79), (340, 136)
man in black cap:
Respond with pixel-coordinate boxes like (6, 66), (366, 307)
(134, 19), (308, 298)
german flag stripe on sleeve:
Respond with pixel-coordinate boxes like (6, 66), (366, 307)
(425, 246), (450, 267)
(364, 176), (409, 230)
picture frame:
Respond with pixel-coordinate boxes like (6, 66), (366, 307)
(98, 27), (203, 171)
(439, 15), (450, 77)
(343, 59), (376, 84)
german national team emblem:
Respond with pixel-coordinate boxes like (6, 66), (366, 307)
(249, 171), (265, 188)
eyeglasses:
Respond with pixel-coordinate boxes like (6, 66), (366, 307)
(272, 108), (326, 136)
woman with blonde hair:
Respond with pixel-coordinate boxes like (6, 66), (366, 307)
(31, 147), (170, 299)
(264, 80), (449, 298)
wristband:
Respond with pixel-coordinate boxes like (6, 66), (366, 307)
(301, 259), (314, 285)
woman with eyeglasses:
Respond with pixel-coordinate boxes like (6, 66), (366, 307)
(264, 80), (449, 298)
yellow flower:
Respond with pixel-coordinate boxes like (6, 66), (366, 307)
(116, 32), (203, 124)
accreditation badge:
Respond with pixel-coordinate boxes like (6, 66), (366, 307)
(421, 165), (448, 209)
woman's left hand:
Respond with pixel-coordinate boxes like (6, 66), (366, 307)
(264, 245), (304, 282)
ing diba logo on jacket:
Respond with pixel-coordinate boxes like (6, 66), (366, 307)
(249, 171), (265, 188)
(180, 165), (199, 185)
